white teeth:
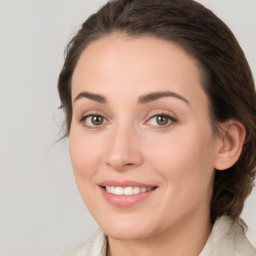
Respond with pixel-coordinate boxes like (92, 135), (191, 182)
(133, 187), (140, 194)
(110, 186), (115, 194)
(124, 187), (133, 195)
(115, 187), (123, 195)
(141, 187), (147, 193)
(105, 186), (153, 195)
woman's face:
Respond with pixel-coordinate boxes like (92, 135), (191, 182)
(69, 34), (221, 240)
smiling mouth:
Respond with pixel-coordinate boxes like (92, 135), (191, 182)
(102, 186), (157, 196)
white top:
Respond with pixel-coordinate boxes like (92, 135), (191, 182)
(62, 216), (256, 256)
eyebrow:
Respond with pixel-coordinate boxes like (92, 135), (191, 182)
(138, 91), (190, 105)
(73, 91), (106, 104)
(73, 90), (190, 105)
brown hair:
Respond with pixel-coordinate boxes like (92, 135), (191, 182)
(58, 0), (256, 223)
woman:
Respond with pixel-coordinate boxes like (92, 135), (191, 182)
(58, 0), (256, 255)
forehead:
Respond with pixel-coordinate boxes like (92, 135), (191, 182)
(71, 34), (207, 106)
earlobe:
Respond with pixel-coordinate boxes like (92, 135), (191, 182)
(214, 120), (246, 171)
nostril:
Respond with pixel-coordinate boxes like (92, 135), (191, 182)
(124, 163), (135, 166)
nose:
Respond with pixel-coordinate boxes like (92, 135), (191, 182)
(104, 125), (143, 172)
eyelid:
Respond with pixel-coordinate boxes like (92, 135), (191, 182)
(144, 111), (178, 127)
(78, 109), (109, 121)
(144, 110), (177, 121)
(79, 111), (110, 128)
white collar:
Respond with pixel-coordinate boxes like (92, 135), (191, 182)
(63, 215), (256, 256)
(199, 215), (256, 256)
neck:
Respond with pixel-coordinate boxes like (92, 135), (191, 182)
(107, 211), (212, 256)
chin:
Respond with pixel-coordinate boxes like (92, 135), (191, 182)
(95, 213), (160, 241)
(104, 225), (155, 241)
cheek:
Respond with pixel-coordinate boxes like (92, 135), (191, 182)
(146, 126), (216, 199)
(68, 131), (107, 211)
(148, 126), (215, 166)
(69, 130), (104, 185)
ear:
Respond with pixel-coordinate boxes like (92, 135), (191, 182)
(214, 120), (246, 171)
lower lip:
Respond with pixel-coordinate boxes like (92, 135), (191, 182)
(100, 187), (156, 208)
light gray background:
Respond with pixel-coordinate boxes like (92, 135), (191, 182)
(0, 0), (255, 255)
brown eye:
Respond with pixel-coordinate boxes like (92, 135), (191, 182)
(147, 114), (177, 127)
(156, 115), (169, 125)
(81, 114), (107, 127)
(91, 115), (104, 125)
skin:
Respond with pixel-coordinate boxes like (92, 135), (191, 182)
(69, 34), (244, 256)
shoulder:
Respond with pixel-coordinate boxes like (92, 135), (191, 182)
(61, 229), (107, 256)
(200, 215), (256, 256)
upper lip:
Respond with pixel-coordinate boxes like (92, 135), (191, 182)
(99, 180), (157, 188)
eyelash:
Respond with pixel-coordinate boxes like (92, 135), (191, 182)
(79, 114), (108, 128)
(79, 113), (177, 129)
(146, 113), (178, 128)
